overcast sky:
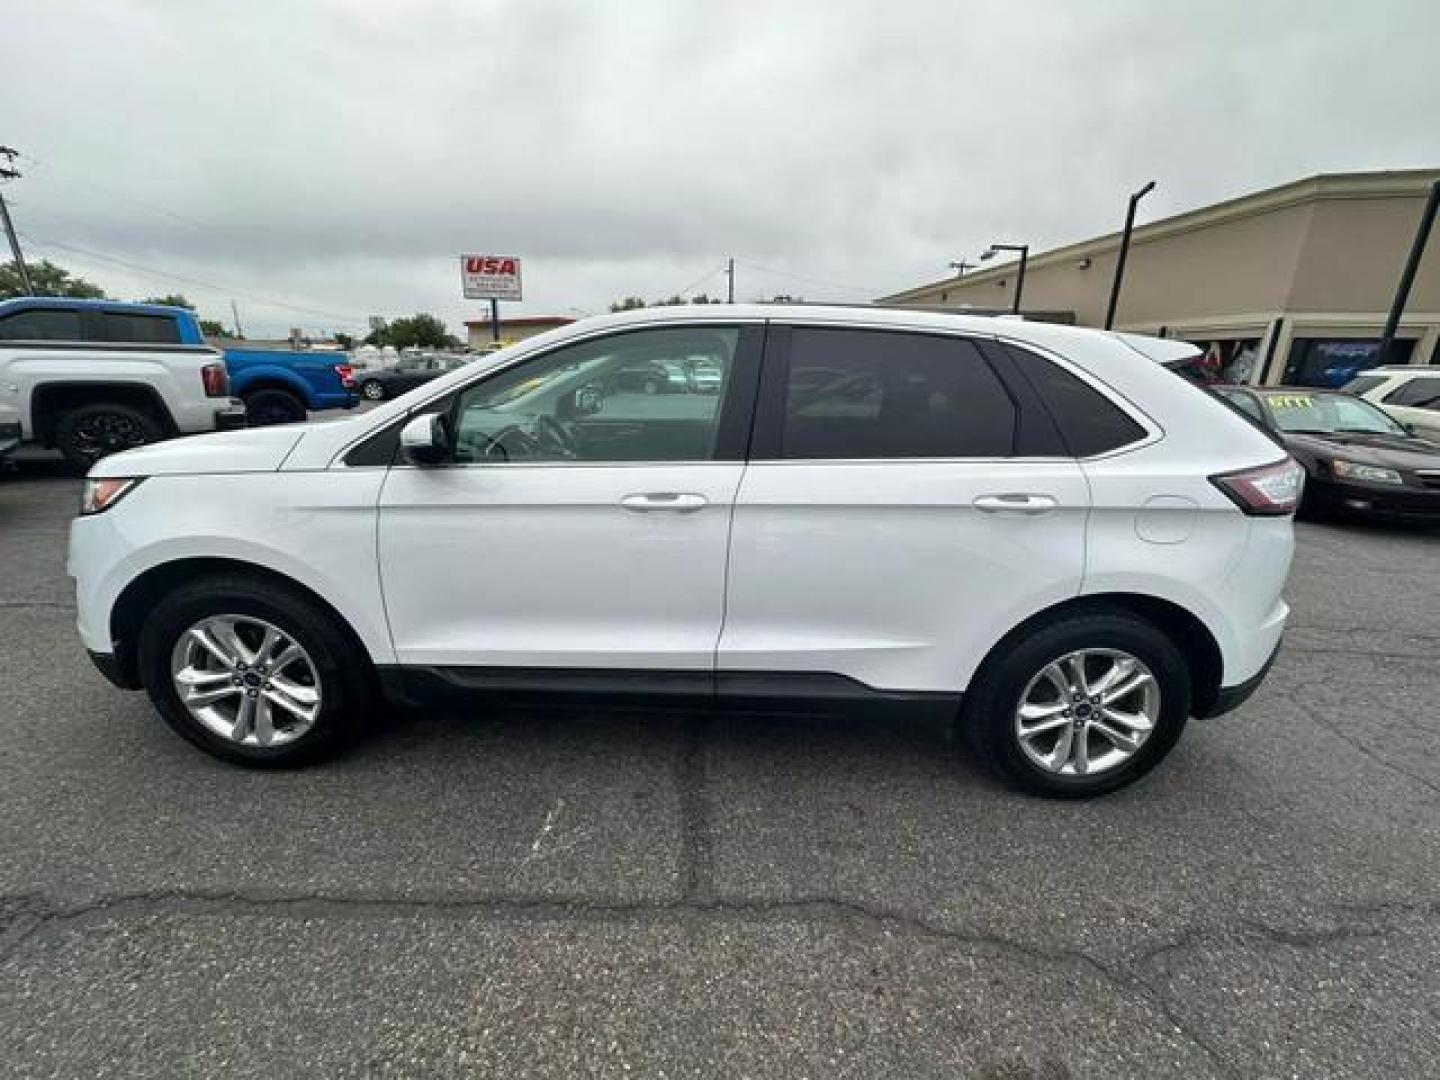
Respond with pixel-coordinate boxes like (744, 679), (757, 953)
(4, 0), (1439, 337)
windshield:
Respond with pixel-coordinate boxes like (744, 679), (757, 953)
(1261, 391), (1406, 436)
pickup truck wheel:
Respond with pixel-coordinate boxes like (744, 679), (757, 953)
(54, 403), (164, 470)
(136, 573), (371, 767)
(360, 379), (386, 401)
(243, 388), (307, 426)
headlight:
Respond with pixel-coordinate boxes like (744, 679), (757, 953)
(1331, 460), (1402, 485)
(80, 477), (143, 515)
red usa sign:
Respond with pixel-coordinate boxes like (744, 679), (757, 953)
(460, 254), (523, 300)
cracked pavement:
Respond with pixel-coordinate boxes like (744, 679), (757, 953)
(2, 458), (1438, 1078)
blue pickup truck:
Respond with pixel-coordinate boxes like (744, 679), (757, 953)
(0, 297), (356, 436)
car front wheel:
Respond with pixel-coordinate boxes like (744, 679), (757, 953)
(137, 573), (371, 766)
(961, 612), (1190, 798)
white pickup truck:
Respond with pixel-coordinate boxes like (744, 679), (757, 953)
(0, 297), (246, 469)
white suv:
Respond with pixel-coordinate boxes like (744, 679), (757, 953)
(1343, 366), (1440, 443)
(69, 306), (1300, 797)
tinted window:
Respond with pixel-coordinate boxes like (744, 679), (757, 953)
(453, 327), (737, 463)
(0, 308), (83, 341)
(95, 312), (183, 344)
(1384, 377), (1440, 410)
(780, 329), (1015, 459)
(1006, 345), (1146, 456)
(1281, 338), (1414, 388)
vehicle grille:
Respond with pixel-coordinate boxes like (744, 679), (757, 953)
(1416, 470), (1440, 489)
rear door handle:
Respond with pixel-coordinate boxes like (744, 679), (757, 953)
(973, 493), (1059, 515)
(620, 492), (709, 513)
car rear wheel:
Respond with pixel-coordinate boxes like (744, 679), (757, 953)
(960, 612), (1190, 798)
(243, 388), (307, 426)
(137, 573), (372, 767)
(361, 379), (386, 401)
(54, 402), (164, 470)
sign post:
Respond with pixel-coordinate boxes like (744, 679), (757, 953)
(460, 254), (523, 346)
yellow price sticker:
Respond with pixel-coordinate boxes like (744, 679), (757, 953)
(1268, 394), (1314, 409)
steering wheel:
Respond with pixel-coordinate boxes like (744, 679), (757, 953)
(533, 414), (578, 459)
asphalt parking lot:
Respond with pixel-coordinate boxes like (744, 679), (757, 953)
(1, 456), (1437, 1079)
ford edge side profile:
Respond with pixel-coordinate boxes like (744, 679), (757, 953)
(68, 306), (1300, 797)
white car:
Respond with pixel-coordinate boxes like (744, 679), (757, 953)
(1343, 366), (1440, 443)
(68, 306), (1299, 797)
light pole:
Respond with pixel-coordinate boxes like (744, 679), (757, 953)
(981, 243), (1029, 314)
(1104, 180), (1156, 330)
(1377, 179), (1440, 367)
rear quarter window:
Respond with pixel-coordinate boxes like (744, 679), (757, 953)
(1004, 344), (1147, 457)
(93, 312), (183, 345)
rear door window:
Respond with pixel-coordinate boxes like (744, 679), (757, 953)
(1005, 344), (1147, 456)
(92, 312), (183, 344)
(778, 328), (1016, 459)
(0, 307), (82, 341)
(1384, 377), (1440, 410)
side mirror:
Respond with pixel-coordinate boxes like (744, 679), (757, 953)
(399, 412), (453, 465)
(559, 384), (604, 419)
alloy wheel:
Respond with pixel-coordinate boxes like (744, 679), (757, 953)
(72, 412), (150, 462)
(1014, 649), (1159, 777)
(169, 615), (322, 747)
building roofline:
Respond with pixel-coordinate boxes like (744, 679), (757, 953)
(878, 168), (1440, 304)
(462, 315), (575, 328)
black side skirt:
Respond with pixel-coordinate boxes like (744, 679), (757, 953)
(377, 665), (961, 723)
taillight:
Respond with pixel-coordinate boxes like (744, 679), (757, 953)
(334, 363), (355, 389)
(1210, 458), (1305, 516)
(201, 362), (229, 398)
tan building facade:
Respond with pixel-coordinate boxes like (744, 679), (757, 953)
(881, 170), (1440, 386)
(464, 315), (573, 350)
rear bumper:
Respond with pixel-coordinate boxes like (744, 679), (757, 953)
(214, 400), (248, 431)
(1197, 636), (1282, 719)
(87, 648), (141, 690)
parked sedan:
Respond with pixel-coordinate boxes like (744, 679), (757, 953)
(358, 356), (469, 402)
(1215, 386), (1440, 521)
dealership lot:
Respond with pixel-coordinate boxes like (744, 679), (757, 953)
(1, 461), (1438, 1078)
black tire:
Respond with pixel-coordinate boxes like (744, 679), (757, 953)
(54, 402), (164, 470)
(242, 388), (307, 426)
(960, 612), (1190, 798)
(137, 573), (373, 767)
(360, 379), (386, 401)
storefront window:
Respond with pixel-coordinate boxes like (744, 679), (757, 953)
(1281, 338), (1415, 388)
(1184, 339), (1261, 384)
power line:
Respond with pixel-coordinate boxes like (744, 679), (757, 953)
(732, 259), (882, 298)
(667, 264), (726, 299)
(16, 148), (228, 236)
(19, 232), (369, 327)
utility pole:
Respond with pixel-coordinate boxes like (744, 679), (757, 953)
(1104, 180), (1156, 330)
(725, 257), (735, 303)
(490, 298), (501, 342)
(230, 300), (245, 338)
(1377, 178), (1440, 367)
(948, 260), (976, 276)
(0, 146), (35, 295)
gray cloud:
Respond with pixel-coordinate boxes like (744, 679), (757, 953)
(4, 0), (1438, 335)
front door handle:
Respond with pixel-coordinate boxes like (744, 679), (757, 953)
(620, 492), (709, 513)
(973, 493), (1059, 515)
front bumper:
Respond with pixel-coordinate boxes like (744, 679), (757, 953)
(1310, 478), (1440, 520)
(215, 400), (248, 431)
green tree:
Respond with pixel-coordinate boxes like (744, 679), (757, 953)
(140, 293), (195, 310)
(0, 259), (107, 299)
(364, 312), (457, 349)
(609, 296), (647, 312)
(197, 318), (236, 337)
(333, 332), (355, 349)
